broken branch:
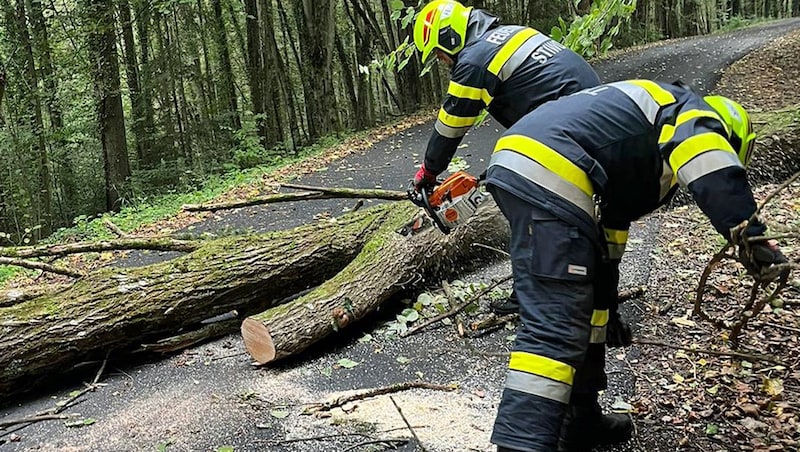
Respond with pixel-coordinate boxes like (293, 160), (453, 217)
(634, 339), (786, 366)
(0, 257), (85, 278)
(0, 237), (200, 259)
(303, 381), (457, 414)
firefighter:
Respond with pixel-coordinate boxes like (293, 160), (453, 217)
(484, 79), (789, 451)
(410, 0), (603, 317)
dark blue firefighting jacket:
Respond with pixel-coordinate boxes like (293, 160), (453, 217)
(423, 10), (601, 174)
(485, 80), (765, 258)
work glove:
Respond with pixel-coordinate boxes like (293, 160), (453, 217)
(413, 164), (438, 192)
(606, 310), (632, 348)
(740, 239), (790, 283)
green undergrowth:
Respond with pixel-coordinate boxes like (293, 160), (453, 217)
(0, 132), (359, 286)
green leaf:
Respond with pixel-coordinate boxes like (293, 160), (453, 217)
(550, 26), (563, 41)
(320, 366), (333, 377)
(156, 441), (172, 452)
(357, 333), (373, 343)
(337, 358), (360, 369)
(390, 0), (404, 11)
(417, 292), (434, 306)
(83, 418), (96, 425)
(396, 356), (411, 364)
(269, 409), (290, 419)
(400, 308), (420, 322)
(705, 423), (719, 435)
(216, 447), (235, 452)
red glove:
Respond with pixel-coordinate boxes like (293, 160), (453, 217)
(413, 164), (438, 191)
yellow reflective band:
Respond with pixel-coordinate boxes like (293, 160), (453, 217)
(509, 351), (575, 385)
(603, 228), (628, 245)
(669, 132), (736, 172)
(659, 109), (730, 144)
(495, 135), (594, 197)
(437, 108), (477, 128)
(488, 28), (537, 76)
(591, 309), (609, 327)
(628, 80), (676, 106)
(447, 81), (493, 106)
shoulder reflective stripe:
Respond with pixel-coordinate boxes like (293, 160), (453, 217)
(509, 350), (575, 385)
(608, 81), (674, 124)
(677, 150), (742, 186)
(668, 132), (735, 172)
(659, 160), (676, 201)
(437, 108), (478, 128)
(488, 29), (550, 81)
(447, 81), (494, 106)
(505, 369), (571, 403)
(490, 150), (595, 220)
(435, 119), (469, 138)
(603, 228), (628, 245)
(591, 309), (609, 327)
(628, 80), (677, 106)
(590, 326), (607, 344)
(495, 32), (551, 81)
(495, 135), (594, 197)
(658, 109), (729, 144)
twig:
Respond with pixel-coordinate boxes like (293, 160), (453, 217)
(470, 242), (510, 257)
(763, 322), (800, 334)
(633, 339), (786, 366)
(389, 396), (426, 452)
(748, 169), (800, 221)
(342, 438), (408, 452)
(730, 280), (787, 343)
(401, 275), (513, 338)
(0, 257), (85, 278)
(0, 414), (69, 428)
(102, 218), (128, 238)
(266, 426), (425, 446)
(303, 381), (456, 414)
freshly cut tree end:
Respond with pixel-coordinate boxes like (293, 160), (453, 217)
(241, 318), (276, 364)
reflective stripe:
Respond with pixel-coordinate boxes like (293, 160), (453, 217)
(591, 309), (609, 327)
(488, 29), (550, 81)
(434, 120), (469, 138)
(447, 81), (493, 106)
(604, 228), (628, 260)
(609, 80), (676, 124)
(677, 149), (742, 186)
(509, 351), (575, 385)
(490, 150), (595, 220)
(669, 132), (735, 172)
(659, 109), (730, 144)
(590, 326), (607, 344)
(659, 160), (676, 201)
(438, 108), (477, 128)
(505, 369), (572, 403)
(495, 135), (594, 196)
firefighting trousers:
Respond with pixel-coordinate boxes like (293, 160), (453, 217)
(488, 186), (609, 451)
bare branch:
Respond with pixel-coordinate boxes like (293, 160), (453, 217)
(0, 237), (200, 259)
(634, 339), (787, 366)
(303, 382), (457, 415)
(0, 257), (85, 278)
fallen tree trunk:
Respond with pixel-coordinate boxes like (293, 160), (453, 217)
(0, 203), (409, 397)
(242, 199), (510, 364)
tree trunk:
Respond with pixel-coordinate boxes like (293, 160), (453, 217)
(84, 0), (131, 212)
(211, 0), (241, 132)
(0, 201), (509, 398)
(118, 0), (148, 164)
(243, 200), (509, 364)
(26, 0), (62, 130)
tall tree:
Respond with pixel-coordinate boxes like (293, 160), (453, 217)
(84, 0), (130, 211)
(211, 0), (240, 132)
(26, 0), (62, 130)
(118, 0), (149, 164)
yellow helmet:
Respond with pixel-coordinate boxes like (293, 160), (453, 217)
(413, 0), (473, 63)
(704, 95), (756, 167)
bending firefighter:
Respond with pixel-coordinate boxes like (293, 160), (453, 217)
(411, 0), (602, 316)
(484, 80), (789, 451)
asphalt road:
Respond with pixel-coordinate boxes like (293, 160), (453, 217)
(3, 19), (800, 452)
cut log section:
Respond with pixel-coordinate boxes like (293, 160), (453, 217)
(242, 199), (510, 364)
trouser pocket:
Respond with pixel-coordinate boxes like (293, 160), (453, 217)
(528, 212), (595, 282)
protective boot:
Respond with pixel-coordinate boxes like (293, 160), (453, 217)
(557, 393), (633, 452)
(490, 289), (520, 315)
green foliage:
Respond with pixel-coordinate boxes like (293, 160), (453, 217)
(550, 0), (637, 58)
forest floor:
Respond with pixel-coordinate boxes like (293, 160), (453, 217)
(2, 20), (800, 452)
(623, 29), (800, 451)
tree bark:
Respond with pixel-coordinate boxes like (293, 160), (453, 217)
(118, 0), (148, 164)
(84, 0), (131, 212)
(242, 200), (509, 364)
(211, 0), (241, 132)
(0, 201), (508, 398)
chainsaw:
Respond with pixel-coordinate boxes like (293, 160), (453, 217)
(406, 171), (487, 234)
